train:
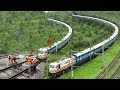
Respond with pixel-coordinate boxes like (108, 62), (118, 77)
(49, 15), (119, 78)
(37, 18), (72, 61)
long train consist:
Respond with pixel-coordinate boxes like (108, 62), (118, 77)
(37, 18), (72, 61)
(49, 15), (119, 77)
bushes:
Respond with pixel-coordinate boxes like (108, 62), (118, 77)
(0, 11), (114, 56)
(45, 12), (113, 64)
(0, 11), (68, 54)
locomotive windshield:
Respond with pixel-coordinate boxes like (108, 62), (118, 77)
(38, 47), (49, 55)
(39, 50), (47, 54)
(50, 65), (54, 69)
(39, 51), (43, 54)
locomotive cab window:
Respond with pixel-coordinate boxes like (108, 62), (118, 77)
(56, 64), (60, 69)
(50, 65), (54, 69)
(39, 50), (48, 54)
(39, 51), (44, 54)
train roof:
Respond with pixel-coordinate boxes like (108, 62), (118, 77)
(50, 57), (72, 65)
(48, 18), (72, 49)
(74, 30), (118, 57)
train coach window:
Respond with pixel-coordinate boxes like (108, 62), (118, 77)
(56, 65), (60, 69)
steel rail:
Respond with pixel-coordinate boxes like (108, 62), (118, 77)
(0, 61), (27, 72)
(110, 65), (120, 79)
(96, 51), (120, 79)
(9, 68), (28, 79)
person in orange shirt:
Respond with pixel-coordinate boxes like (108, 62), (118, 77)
(32, 57), (40, 73)
(27, 57), (33, 75)
(8, 55), (13, 65)
(27, 57), (33, 65)
(27, 57), (40, 75)
(33, 58), (39, 64)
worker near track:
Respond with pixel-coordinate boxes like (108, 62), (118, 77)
(8, 55), (17, 65)
(27, 57), (40, 75)
(12, 57), (17, 64)
(32, 57), (40, 73)
(27, 57), (33, 64)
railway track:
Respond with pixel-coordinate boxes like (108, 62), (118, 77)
(0, 60), (27, 79)
(0, 53), (45, 79)
(110, 65), (120, 79)
(0, 61), (26, 72)
(0, 55), (7, 59)
(0, 18), (72, 79)
(96, 51), (120, 79)
(9, 62), (44, 79)
(0, 14), (119, 79)
(0, 59), (43, 79)
(9, 68), (28, 79)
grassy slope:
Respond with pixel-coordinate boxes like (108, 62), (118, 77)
(47, 12), (113, 63)
(59, 11), (120, 79)
(44, 11), (114, 78)
(59, 38), (120, 79)
(0, 11), (68, 54)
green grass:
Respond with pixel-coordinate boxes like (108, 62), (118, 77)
(2, 11), (119, 79)
(58, 11), (120, 79)
(59, 38), (120, 79)
(47, 12), (113, 63)
(43, 12), (114, 78)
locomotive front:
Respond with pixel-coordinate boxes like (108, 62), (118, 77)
(38, 47), (50, 62)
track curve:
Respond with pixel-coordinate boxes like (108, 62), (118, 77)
(44, 18), (72, 53)
(49, 14), (119, 78)
(73, 15), (119, 55)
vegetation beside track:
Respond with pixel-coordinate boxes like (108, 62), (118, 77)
(59, 11), (120, 79)
(104, 58), (120, 79)
(0, 11), (68, 54)
(59, 38), (120, 79)
(0, 11), (118, 79)
(44, 11), (114, 78)
(46, 11), (113, 63)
